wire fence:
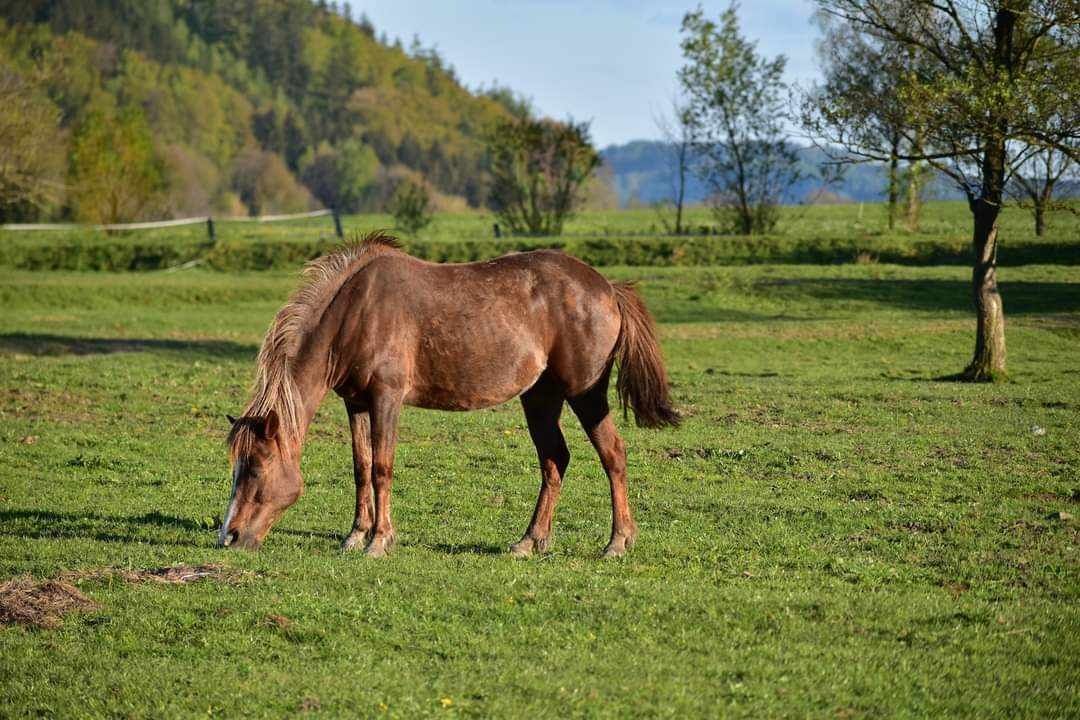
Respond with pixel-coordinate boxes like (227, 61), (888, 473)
(1, 208), (343, 239)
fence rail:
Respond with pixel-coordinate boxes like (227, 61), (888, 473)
(1, 208), (342, 238)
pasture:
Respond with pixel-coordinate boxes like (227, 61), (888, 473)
(4, 201), (1078, 252)
(1, 206), (1079, 717)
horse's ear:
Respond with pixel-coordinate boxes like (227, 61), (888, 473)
(260, 409), (280, 440)
(226, 414), (238, 426)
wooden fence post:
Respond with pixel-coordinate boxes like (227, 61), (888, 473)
(206, 216), (216, 242)
(332, 208), (344, 239)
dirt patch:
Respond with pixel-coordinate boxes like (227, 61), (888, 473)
(59, 563), (241, 585)
(1021, 491), (1080, 505)
(0, 576), (100, 628)
(1, 565), (243, 629)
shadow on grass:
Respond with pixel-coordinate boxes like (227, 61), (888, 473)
(651, 307), (799, 324)
(755, 279), (1080, 315)
(429, 542), (506, 556)
(0, 333), (256, 359)
(0, 509), (336, 547)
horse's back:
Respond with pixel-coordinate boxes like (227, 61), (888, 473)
(333, 250), (621, 408)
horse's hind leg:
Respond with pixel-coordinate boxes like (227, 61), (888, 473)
(510, 383), (569, 557)
(569, 376), (637, 558)
(342, 404), (374, 551)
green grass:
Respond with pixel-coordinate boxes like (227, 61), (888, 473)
(4, 202), (1078, 272)
(4, 200), (1078, 247)
(0, 262), (1078, 717)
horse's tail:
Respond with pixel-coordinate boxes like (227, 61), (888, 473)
(611, 282), (680, 429)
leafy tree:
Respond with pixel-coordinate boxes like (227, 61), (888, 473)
(69, 104), (164, 224)
(230, 146), (312, 216)
(813, 0), (1080, 381)
(0, 62), (65, 220)
(804, 11), (931, 230)
(679, 4), (801, 235)
(160, 143), (221, 216)
(487, 117), (600, 236)
(300, 138), (380, 213)
(307, 21), (364, 143)
(390, 180), (432, 235)
(481, 82), (534, 119)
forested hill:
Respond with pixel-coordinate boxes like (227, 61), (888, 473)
(0, 0), (518, 222)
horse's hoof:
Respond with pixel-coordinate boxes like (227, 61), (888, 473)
(600, 544), (626, 558)
(510, 534), (552, 558)
(505, 535), (540, 557)
(509, 537), (535, 558)
(364, 534), (396, 558)
(600, 534), (635, 559)
(341, 529), (371, 552)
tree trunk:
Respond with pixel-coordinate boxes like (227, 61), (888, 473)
(887, 151), (899, 231)
(1033, 200), (1045, 236)
(675, 141), (687, 235)
(961, 8), (1015, 382)
(964, 198), (1007, 381)
(905, 162), (922, 231)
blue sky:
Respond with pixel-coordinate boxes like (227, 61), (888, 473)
(357, 1), (821, 148)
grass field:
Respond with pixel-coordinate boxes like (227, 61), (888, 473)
(1, 251), (1078, 717)
(4, 201), (1079, 248)
(4, 202), (1078, 274)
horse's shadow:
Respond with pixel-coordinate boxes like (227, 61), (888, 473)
(0, 509), (336, 547)
(0, 332), (255, 360)
(428, 542), (505, 556)
(1, 509), (517, 556)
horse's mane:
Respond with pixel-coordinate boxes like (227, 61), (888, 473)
(229, 231), (402, 459)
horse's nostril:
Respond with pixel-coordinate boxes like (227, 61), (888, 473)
(220, 529), (239, 547)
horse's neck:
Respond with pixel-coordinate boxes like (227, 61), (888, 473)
(288, 304), (343, 444)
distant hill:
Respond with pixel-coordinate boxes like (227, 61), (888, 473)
(1, 0), (517, 221)
(599, 140), (963, 208)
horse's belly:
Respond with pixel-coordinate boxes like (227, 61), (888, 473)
(407, 337), (546, 411)
(406, 362), (544, 410)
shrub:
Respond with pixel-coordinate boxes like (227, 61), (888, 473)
(390, 181), (433, 236)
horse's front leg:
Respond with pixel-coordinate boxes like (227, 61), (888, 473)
(364, 387), (403, 558)
(341, 403), (374, 551)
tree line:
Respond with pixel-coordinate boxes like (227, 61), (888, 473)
(0, 0), (617, 233)
(0, 0), (524, 223)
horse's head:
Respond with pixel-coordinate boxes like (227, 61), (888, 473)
(219, 410), (303, 550)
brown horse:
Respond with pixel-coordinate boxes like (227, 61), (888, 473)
(220, 232), (678, 557)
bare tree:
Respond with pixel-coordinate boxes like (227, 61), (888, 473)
(654, 96), (696, 235)
(1007, 144), (1077, 236)
(809, 0), (1080, 381)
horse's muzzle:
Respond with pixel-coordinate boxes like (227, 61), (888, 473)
(218, 528), (239, 547)
(218, 528), (261, 551)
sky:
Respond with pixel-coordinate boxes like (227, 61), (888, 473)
(357, 1), (822, 148)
